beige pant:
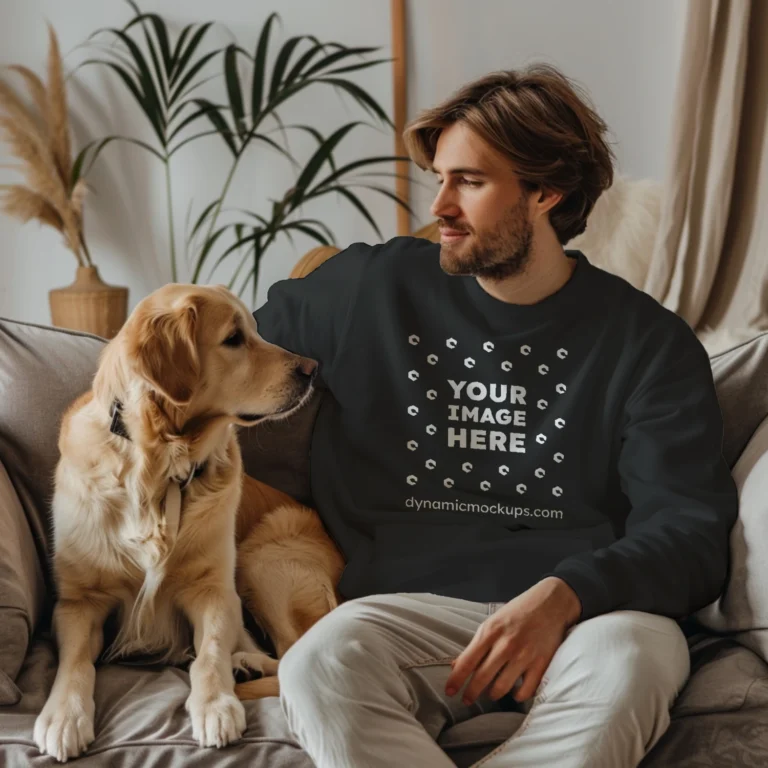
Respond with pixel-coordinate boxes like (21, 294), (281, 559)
(278, 592), (690, 767)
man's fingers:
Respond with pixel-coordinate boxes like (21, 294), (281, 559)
(512, 657), (549, 702)
(445, 629), (494, 694)
(462, 642), (518, 705)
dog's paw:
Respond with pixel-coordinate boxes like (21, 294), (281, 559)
(232, 650), (279, 683)
(34, 697), (95, 762)
(186, 691), (246, 748)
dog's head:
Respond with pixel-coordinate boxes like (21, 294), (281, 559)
(114, 283), (316, 427)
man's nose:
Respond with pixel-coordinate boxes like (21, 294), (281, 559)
(430, 186), (460, 219)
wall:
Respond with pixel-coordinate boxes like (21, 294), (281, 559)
(0, 0), (686, 324)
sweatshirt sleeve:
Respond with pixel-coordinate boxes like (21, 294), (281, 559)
(549, 332), (739, 623)
(252, 242), (373, 378)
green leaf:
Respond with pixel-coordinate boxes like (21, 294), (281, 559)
(86, 58), (166, 148)
(283, 38), (335, 86)
(100, 27), (167, 146)
(169, 71), (221, 108)
(170, 23), (194, 79)
(280, 221), (330, 246)
(170, 22), (214, 88)
(251, 12), (279, 120)
(168, 49), (220, 106)
(345, 182), (416, 217)
(193, 99), (238, 155)
(294, 216), (336, 242)
(167, 99), (220, 142)
(279, 123), (336, 173)
(78, 46), (139, 77)
(71, 135), (165, 189)
(323, 57), (393, 76)
(293, 122), (361, 200)
(212, 229), (262, 269)
(239, 262), (256, 299)
(140, 21), (168, 107)
(281, 226), (296, 248)
(207, 225), (263, 281)
(188, 198), (222, 243)
(326, 185), (383, 240)
(224, 45), (246, 139)
(316, 77), (393, 127)
(71, 143), (95, 189)
(191, 223), (231, 282)
(82, 56), (142, 105)
(250, 78), (312, 130)
(232, 209), (270, 227)
(249, 132), (298, 165)
(228, 240), (257, 291)
(303, 46), (378, 78)
(124, 5), (172, 106)
(124, 7), (173, 74)
(167, 129), (220, 157)
(265, 110), (290, 154)
(311, 155), (407, 194)
(250, 231), (271, 302)
(268, 35), (305, 102)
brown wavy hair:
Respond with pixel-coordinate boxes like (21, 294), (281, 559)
(403, 64), (615, 244)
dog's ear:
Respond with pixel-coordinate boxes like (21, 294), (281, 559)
(134, 299), (201, 405)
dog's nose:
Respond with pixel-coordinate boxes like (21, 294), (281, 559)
(295, 357), (318, 380)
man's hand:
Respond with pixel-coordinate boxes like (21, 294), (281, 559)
(445, 577), (582, 706)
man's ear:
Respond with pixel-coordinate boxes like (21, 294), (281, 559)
(133, 300), (200, 406)
(535, 187), (564, 216)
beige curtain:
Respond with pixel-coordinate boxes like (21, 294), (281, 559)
(645, 0), (768, 335)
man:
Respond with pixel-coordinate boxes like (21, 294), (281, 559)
(252, 65), (738, 768)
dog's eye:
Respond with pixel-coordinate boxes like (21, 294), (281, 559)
(223, 329), (244, 347)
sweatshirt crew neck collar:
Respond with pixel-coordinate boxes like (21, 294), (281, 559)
(462, 250), (595, 329)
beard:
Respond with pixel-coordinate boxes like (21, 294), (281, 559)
(439, 194), (534, 280)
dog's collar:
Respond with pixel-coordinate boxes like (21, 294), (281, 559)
(109, 398), (207, 490)
(109, 399), (131, 440)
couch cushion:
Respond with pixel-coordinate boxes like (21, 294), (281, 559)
(1, 635), (315, 767)
(4, 636), (766, 767)
(709, 329), (768, 467)
(695, 412), (768, 660)
(0, 460), (45, 705)
(672, 635), (768, 716)
(640, 637), (768, 766)
(1, 635), (519, 767)
(238, 387), (324, 505)
(0, 318), (106, 598)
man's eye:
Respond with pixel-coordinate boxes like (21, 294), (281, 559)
(223, 329), (244, 347)
(461, 178), (482, 187)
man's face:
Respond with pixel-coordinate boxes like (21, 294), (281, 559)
(429, 122), (535, 280)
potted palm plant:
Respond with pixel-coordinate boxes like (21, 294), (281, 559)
(0, 25), (128, 339)
(86, 3), (412, 302)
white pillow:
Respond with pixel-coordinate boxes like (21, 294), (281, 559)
(696, 413), (768, 660)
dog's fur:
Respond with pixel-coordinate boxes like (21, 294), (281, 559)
(34, 283), (343, 762)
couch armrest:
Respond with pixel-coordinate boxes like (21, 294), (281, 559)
(695, 412), (768, 663)
(0, 458), (46, 705)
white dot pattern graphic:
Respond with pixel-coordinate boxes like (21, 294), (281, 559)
(403, 333), (569, 497)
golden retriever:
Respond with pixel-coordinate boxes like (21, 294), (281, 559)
(34, 283), (343, 762)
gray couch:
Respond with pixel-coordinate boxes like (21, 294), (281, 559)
(2, 315), (768, 767)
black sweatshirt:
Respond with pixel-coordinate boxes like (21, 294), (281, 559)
(253, 236), (738, 622)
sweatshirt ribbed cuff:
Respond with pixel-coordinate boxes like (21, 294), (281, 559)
(544, 563), (616, 623)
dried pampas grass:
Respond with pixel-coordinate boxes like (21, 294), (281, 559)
(0, 24), (91, 266)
